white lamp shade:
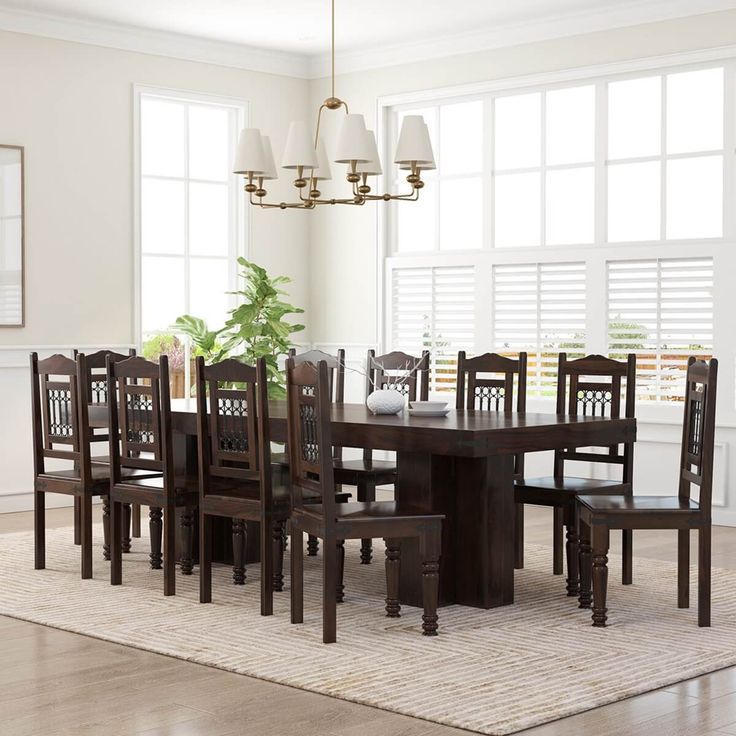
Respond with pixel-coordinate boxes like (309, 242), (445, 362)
(398, 122), (436, 171)
(233, 128), (267, 175)
(282, 121), (318, 170)
(259, 135), (278, 180)
(310, 138), (332, 181)
(394, 115), (435, 166)
(334, 114), (372, 163)
(356, 129), (382, 176)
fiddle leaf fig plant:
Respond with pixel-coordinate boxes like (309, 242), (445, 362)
(174, 258), (305, 398)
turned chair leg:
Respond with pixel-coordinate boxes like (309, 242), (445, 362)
(290, 528), (304, 625)
(149, 507), (163, 570)
(578, 520), (592, 609)
(358, 478), (376, 564)
(336, 539), (346, 603)
(180, 507), (194, 575)
(199, 511), (212, 603)
(163, 503), (176, 596)
(110, 500), (123, 585)
(272, 519), (285, 592)
(553, 507), (564, 575)
(122, 504), (132, 554)
(307, 534), (319, 556)
(80, 494), (93, 580)
(677, 529), (690, 609)
(73, 496), (81, 545)
(565, 508), (580, 597)
(385, 539), (401, 618)
(591, 524), (610, 627)
(698, 526), (711, 627)
(34, 489), (45, 570)
(322, 536), (338, 643)
(260, 518), (275, 617)
(420, 528), (441, 636)
(514, 502), (524, 570)
(232, 518), (247, 585)
(131, 503), (141, 538)
(102, 496), (111, 561)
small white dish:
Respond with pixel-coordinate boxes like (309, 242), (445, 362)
(408, 400), (448, 411)
(408, 407), (450, 417)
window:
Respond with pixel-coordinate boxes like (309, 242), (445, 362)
(492, 262), (586, 395)
(391, 266), (475, 392)
(136, 88), (246, 394)
(607, 258), (714, 402)
(383, 56), (733, 408)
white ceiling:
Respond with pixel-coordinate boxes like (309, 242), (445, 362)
(1, 0), (735, 77)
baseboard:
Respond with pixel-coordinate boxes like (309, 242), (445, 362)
(0, 492), (102, 515)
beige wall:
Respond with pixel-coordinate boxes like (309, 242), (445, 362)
(306, 9), (736, 347)
(0, 29), (312, 346)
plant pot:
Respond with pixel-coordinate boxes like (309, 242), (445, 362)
(366, 389), (405, 415)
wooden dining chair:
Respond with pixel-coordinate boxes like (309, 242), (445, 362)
(346, 349), (431, 564)
(515, 353), (636, 597)
(107, 354), (197, 596)
(196, 356), (287, 614)
(74, 348), (140, 560)
(286, 358), (444, 643)
(31, 353), (150, 579)
(577, 357), (717, 627)
(456, 351), (528, 569)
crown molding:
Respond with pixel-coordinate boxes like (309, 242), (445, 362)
(0, 6), (311, 79)
(307, 0), (736, 78)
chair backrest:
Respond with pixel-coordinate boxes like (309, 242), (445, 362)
(679, 357), (718, 515)
(195, 357), (272, 507)
(286, 358), (337, 526)
(30, 352), (90, 481)
(106, 355), (173, 485)
(288, 348), (345, 403)
(554, 353), (636, 480)
(456, 351), (528, 477)
(74, 348), (136, 405)
(366, 349), (430, 402)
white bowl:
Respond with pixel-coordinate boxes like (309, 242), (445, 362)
(408, 400), (448, 411)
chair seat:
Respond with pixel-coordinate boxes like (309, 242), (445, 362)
(298, 500), (442, 523)
(516, 475), (629, 496)
(333, 458), (397, 475)
(119, 474), (198, 496)
(41, 465), (160, 487)
(578, 494), (700, 513)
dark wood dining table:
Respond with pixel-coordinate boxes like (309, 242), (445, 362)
(91, 399), (635, 609)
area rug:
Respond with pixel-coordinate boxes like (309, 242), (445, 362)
(1, 525), (735, 735)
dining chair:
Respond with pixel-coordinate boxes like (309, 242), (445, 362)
(31, 353), (150, 579)
(196, 356), (287, 614)
(515, 353), (636, 597)
(577, 357), (717, 627)
(286, 358), (444, 643)
(456, 351), (527, 569)
(348, 349), (431, 564)
(107, 354), (197, 596)
(74, 348), (140, 560)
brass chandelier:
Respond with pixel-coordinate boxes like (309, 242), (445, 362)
(232, 0), (435, 210)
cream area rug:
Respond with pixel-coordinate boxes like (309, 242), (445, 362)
(1, 525), (736, 735)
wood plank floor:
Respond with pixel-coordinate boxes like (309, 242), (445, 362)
(2, 505), (736, 736)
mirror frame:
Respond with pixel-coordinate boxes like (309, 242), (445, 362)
(0, 144), (24, 327)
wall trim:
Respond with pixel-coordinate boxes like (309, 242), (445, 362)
(0, 344), (135, 369)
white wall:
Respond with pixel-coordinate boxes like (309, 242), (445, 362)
(306, 9), (736, 525)
(0, 30), (312, 508)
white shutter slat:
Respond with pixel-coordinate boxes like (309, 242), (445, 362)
(607, 257), (713, 402)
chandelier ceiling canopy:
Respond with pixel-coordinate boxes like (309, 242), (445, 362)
(232, 0), (435, 210)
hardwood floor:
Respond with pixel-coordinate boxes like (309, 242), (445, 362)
(2, 504), (736, 736)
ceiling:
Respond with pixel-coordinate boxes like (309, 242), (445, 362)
(1, 0), (735, 77)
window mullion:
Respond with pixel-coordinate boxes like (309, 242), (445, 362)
(540, 92), (547, 248)
(660, 75), (668, 241)
(595, 79), (608, 246)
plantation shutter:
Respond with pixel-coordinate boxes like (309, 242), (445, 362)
(391, 265), (475, 393)
(492, 262), (586, 395)
(607, 257), (714, 402)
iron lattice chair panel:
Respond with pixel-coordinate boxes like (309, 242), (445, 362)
(120, 384), (159, 458)
(380, 376), (412, 397)
(209, 386), (257, 470)
(574, 381), (615, 417)
(44, 383), (76, 444)
(473, 380), (507, 411)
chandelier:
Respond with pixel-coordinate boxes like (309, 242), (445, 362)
(232, 0), (435, 210)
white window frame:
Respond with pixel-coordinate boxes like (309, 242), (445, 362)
(133, 84), (248, 392)
(376, 46), (736, 426)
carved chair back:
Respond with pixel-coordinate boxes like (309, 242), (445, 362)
(456, 351), (528, 477)
(30, 352), (91, 483)
(366, 350), (430, 402)
(195, 357), (272, 507)
(554, 353), (636, 482)
(679, 357), (718, 516)
(286, 359), (337, 526)
(106, 355), (173, 490)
